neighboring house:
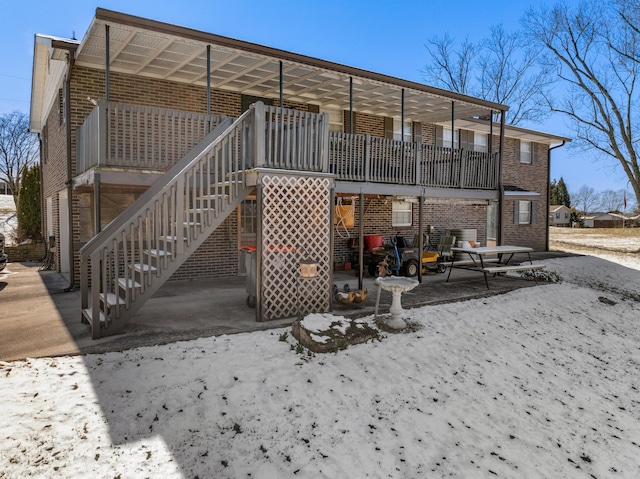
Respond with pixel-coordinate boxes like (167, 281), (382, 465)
(549, 205), (572, 227)
(582, 213), (625, 228)
(29, 8), (570, 338)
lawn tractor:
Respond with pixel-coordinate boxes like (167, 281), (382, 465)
(368, 233), (449, 277)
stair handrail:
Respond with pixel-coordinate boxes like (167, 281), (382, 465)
(80, 104), (262, 311)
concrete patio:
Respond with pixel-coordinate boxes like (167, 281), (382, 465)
(0, 251), (573, 361)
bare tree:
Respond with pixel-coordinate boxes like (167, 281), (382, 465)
(598, 189), (624, 212)
(572, 185), (600, 214)
(523, 0), (640, 213)
(0, 111), (39, 208)
(423, 24), (555, 125)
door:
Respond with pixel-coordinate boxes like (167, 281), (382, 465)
(58, 190), (70, 274)
(238, 198), (257, 275)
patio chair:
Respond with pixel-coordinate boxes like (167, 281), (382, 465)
(436, 235), (456, 261)
(412, 233), (430, 250)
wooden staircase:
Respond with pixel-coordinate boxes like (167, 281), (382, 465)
(80, 102), (330, 339)
(80, 111), (253, 338)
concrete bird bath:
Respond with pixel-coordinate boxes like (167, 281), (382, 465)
(374, 276), (419, 329)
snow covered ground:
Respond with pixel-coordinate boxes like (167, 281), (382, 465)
(2, 249), (640, 477)
(0, 194), (17, 245)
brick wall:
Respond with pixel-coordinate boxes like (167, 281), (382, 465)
(44, 62), (549, 288)
(501, 138), (549, 250)
(41, 97), (68, 274)
(5, 242), (46, 262)
(333, 197), (487, 264)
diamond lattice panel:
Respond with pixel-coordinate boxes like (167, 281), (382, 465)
(260, 174), (332, 321)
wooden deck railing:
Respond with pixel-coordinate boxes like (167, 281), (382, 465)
(76, 100), (497, 190)
(329, 132), (498, 189)
(76, 100), (227, 174)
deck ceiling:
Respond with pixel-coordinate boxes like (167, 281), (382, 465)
(75, 10), (506, 124)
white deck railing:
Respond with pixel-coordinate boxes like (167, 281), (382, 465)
(76, 100), (496, 190)
(329, 132), (498, 189)
(76, 100), (227, 174)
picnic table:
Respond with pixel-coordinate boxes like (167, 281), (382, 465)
(446, 245), (545, 289)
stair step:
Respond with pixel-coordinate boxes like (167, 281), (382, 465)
(117, 277), (142, 289)
(198, 194), (229, 200)
(131, 263), (158, 273)
(158, 235), (188, 242)
(99, 292), (126, 307)
(187, 208), (216, 216)
(83, 307), (106, 324)
(183, 221), (202, 227)
(144, 249), (172, 257)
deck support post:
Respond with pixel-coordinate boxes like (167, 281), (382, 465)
(206, 45), (211, 125)
(498, 109), (506, 245)
(105, 24), (110, 102)
(279, 60), (283, 108)
(358, 191), (364, 291)
(349, 77), (353, 134)
(418, 195), (424, 283)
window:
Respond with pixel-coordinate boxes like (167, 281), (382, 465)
(323, 107), (343, 132)
(519, 141), (532, 164)
(393, 118), (411, 141)
(241, 199), (257, 235)
(443, 128), (459, 149)
(518, 201), (532, 224)
(58, 88), (64, 125)
(392, 201), (412, 227)
(556, 212), (560, 219)
(474, 133), (488, 153)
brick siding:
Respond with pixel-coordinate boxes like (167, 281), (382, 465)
(501, 138), (549, 251)
(41, 62), (549, 287)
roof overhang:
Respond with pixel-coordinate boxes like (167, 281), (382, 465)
(70, 8), (507, 124)
(452, 118), (572, 145)
(30, 34), (79, 133)
(504, 188), (542, 200)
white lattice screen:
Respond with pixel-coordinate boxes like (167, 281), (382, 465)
(260, 174), (332, 321)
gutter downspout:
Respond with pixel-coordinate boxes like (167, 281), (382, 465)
(38, 136), (46, 257)
(498, 110), (506, 245)
(546, 141), (567, 251)
(63, 49), (77, 291)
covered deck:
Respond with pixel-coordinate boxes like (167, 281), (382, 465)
(74, 100), (499, 193)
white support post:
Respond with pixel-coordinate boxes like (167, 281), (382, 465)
(253, 102), (265, 168)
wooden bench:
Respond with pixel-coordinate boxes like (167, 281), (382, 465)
(440, 258), (499, 268)
(481, 263), (545, 288)
(482, 264), (546, 274)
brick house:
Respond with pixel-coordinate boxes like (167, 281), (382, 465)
(29, 8), (569, 338)
(549, 205), (572, 227)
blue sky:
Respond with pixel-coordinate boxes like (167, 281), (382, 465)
(1, 0), (629, 196)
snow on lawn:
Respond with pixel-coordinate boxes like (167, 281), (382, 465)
(551, 228), (640, 253)
(3, 255), (640, 478)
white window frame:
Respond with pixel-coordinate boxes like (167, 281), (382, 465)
(442, 127), (459, 149)
(392, 201), (412, 227)
(518, 200), (532, 225)
(323, 107), (343, 132)
(474, 133), (488, 153)
(393, 118), (411, 141)
(519, 141), (532, 164)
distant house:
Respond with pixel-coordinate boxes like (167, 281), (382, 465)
(549, 205), (571, 227)
(582, 212), (625, 228)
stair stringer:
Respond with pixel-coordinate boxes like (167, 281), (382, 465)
(96, 186), (252, 336)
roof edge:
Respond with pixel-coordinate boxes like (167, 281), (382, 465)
(94, 7), (508, 112)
